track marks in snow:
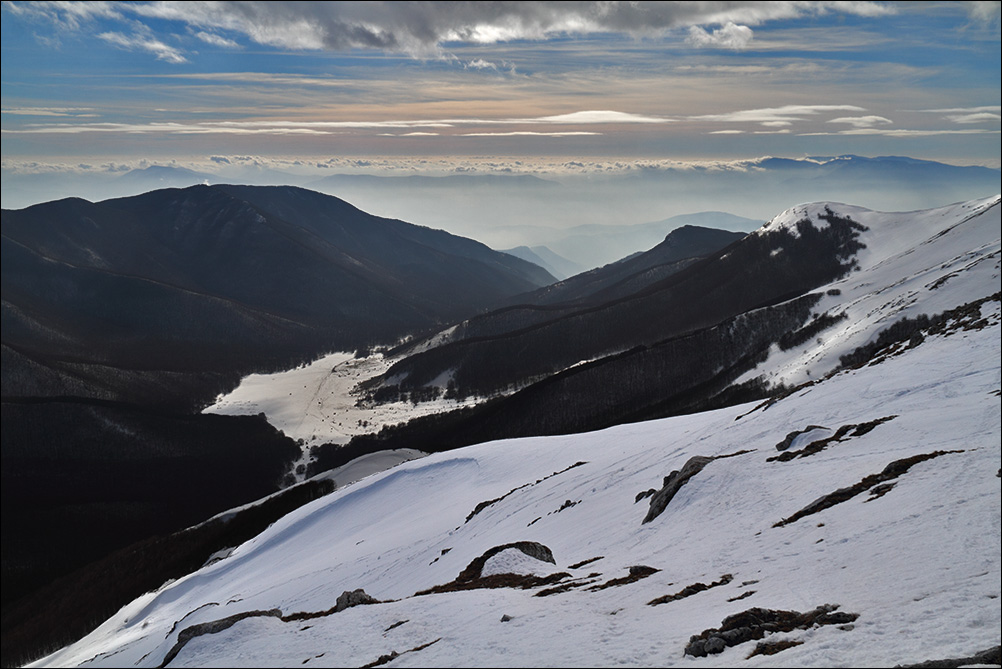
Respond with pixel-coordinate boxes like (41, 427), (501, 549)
(464, 461), (587, 523)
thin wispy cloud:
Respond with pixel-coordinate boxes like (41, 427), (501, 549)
(916, 105), (1001, 113)
(460, 131), (603, 137)
(2, 1), (122, 31)
(801, 128), (1000, 137)
(535, 111), (670, 124)
(692, 105), (868, 124)
(4, 110), (673, 136)
(945, 112), (1001, 124)
(98, 30), (188, 63)
(193, 30), (241, 48)
(2, 107), (97, 117)
(828, 115), (893, 128)
(4, 122), (332, 135)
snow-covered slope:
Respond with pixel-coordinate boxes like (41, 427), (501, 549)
(32, 201), (1001, 667)
(739, 195), (1000, 388)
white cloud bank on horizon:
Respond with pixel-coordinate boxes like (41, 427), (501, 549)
(0, 110), (674, 136)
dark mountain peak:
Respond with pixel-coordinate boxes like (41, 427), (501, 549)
(3, 195), (95, 215)
(661, 224), (745, 245)
(2, 184), (555, 392)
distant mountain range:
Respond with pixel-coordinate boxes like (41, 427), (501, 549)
(4, 155), (997, 265)
(501, 211), (761, 269)
(501, 245), (584, 280)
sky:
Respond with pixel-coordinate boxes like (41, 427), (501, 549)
(2, 1), (1000, 172)
(1, 2), (1000, 246)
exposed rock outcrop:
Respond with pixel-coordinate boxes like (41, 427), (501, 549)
(642, 449), (753, 524)
(774, 450), (964, 527)
(684, 604), (858, 657)
(158, 609), (282, 668)
(894, 645), (1001, 668)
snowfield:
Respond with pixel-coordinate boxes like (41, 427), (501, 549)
(203, 351), (480, 480)
(33, 197), (1001, 668)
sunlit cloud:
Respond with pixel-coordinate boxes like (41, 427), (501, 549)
(2, 107), (97, 117)
(534, 111), (670, 124)
(912, 106), (1001, 124)
(828, 115), (893, 128)
(98, 30), (188, 63)
(686, 22), (754, 50)
(193, 30), (241, 48)
(964, 1), (1001, 25)
(944, 112), (1001, 124)
(916, 105), (1001, 113)
(154, 72), (358, 88)
(801, 128), (1000, 137)
(3, 122), (332, 135)
(2, 1), (122, 31)
(460, 131), (602, 137)
(692, 104), (867, 124)
(4, 110), (674, 136)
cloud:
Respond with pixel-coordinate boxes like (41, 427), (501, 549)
(1, 106), (96, 117)
(827, 115), (893, 128)
(692, 104), (867, 124)
(963, 1), (1001, 26)
(193, 30), (241, 48)
(98, 31), (188, 63)
(5, 110), (673, 136)
(460, 131), (602, 137)
(800, 128), (1000, 137)
(465, 58), (498, 70)
(917, 105), (1001, 113)
(534, 110), (670, 124)
(90, 1), (899, 58)
(4, 121), (332, 135)
(708, 129), (745, 134)
(2, 1), (122, 31)
(209, 155), (232, 164)
(686, 22), (754, 49)
(944, 112), (1001, 124)
(155, 72), (356, 88)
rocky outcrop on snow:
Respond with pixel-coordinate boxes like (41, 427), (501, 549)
(774, 449), (965, 527)
(158, 609), (283, 668)
(642, 450), (753, 524)
(683, 604), (858, 657)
